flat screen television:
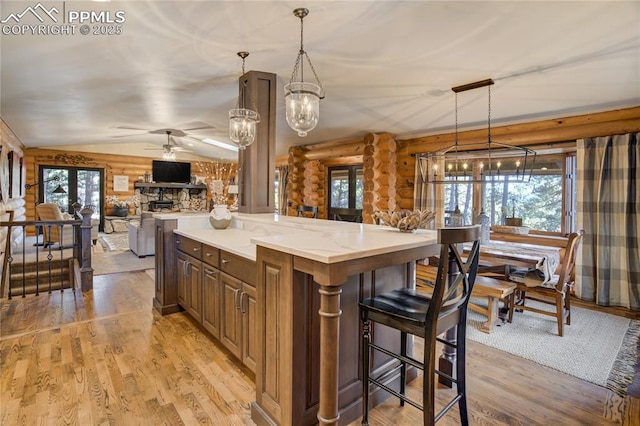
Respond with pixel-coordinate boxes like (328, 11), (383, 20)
(152, 160), (191, 183)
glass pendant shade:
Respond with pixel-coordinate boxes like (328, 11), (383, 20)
(284, 81), (321, 137)
(228, 51), (260, 150)
(229, 108), (260, 149)
(285, 8), (324, 137)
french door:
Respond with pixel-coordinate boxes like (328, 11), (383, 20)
(40, 166), (104, 226)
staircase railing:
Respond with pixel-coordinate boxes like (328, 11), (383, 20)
(0, 208), (94, 299)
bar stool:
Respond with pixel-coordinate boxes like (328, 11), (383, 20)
(359, 225), (481, 426)
(297, 205), (318, 218)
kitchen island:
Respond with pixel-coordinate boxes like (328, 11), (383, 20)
(154, 213), (439, 425)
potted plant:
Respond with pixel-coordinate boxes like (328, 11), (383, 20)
(106, 195), (132, 217)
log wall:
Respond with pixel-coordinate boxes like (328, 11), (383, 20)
(1, 119), (27, 281)
(362, 133), (397, 224)
(283, 106), (640, 226)
(394, 106), (640, 209)
(22, 148), (217, 222)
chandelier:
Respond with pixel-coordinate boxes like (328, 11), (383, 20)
(229, 51), (260, 149)
(284, 8), (324, 137)
(422, 79), (536, 184)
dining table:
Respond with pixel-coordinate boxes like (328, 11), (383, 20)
(465, 239), (562, 287)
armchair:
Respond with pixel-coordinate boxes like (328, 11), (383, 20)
(35, 203), (75, 249)
(128, 212), (155, 257)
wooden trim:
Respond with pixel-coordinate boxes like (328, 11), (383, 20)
(398, 106), (640, 155)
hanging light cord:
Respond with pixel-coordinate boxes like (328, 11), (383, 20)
(288, 11), (325, 97)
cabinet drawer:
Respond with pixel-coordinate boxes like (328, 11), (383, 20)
(219, 251), (256, 285)
(176, 235), (202, 260)
(202, 245), (219, 268)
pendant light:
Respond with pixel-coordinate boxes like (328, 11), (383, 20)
(229, 51), (260, 149)
(284, 8), (324, 137)
(422, 79), (536, 184)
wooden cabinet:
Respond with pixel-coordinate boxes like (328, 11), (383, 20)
(175, 236), (257, 373)
(202, 266), (221, 339)
(219, 271), (257, 372)
(240, 281), (258, 372)
(177, 250), (202, 323)
(154, 217), (180, 315)
(220, 272), (243, 359)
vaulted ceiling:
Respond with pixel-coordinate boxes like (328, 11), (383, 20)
(1, 1), (639, 161)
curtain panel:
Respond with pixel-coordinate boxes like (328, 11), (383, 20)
(414, 155), (445, 227)
(277, 165), (289, 216)
(576, 133), (639, 310)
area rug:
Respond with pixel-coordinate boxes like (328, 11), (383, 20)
(92, 250), (155, 276)
(466, 300), (640, 397)
(99, 232), (130, 252)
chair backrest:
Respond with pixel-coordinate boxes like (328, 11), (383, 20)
(555, 230), (584, 290)
(426, 225), (482, 328)
(330, 207), (362, 223)
(297, 205), (318, 218)
(36, 203), (65, 221)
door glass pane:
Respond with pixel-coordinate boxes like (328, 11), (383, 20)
(330, 169), (349, 208)
(77, 169), (101, 218)
(43, 168), (69, 211)
(355, 168), (363, 209)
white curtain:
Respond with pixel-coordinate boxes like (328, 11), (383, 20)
(576, 133), (639, 310)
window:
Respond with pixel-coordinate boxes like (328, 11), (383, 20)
(439, 152), (575, 235)
(329, 166), (363, 209)
(444, 178), (473, 225)
(481, 155), (568, 233)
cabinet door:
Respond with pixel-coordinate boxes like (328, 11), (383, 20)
(177, 251), (189, 307)
(240, 282), (257, 373)
(202, 267), (220, 339)
(186, 259), (202, 323)
(220, 272), (242, 358)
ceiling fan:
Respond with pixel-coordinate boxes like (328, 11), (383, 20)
(144, 130), (192, 160)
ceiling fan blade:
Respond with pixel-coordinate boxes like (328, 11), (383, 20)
(110, 133), (147, 139)
(115, 126), (151, 131)
(182, 125), (216, 131)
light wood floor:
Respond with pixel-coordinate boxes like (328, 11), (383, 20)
(1, 270), (638, 425)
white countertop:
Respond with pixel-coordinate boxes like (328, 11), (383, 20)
(172, 213), (438, 264)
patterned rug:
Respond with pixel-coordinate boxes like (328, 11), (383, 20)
(467, 300), (640, 397)
(98, 232), (130, 252)
(92, 250), (155, 276)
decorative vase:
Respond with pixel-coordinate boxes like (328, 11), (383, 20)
(474, 209), (490, 244)
(113, 206), (129, 217)
(449, 205), (464, 227)
(209, 204), (232, 229)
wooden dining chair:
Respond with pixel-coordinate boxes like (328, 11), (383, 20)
(508, 230), (584, 336)
(296, 205), (318, 218)
(359, 225), (481, 425)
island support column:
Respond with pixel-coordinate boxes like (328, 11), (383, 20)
(238, 70), (277, 214)
(317, 285), (342, 426)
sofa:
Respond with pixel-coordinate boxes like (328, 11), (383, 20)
(128, 212), (155, 257)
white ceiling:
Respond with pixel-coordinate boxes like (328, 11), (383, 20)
(1, 1), (639, 162)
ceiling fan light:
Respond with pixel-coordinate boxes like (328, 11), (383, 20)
(284, 82), (321, 137)
(229, 108), (260, 149)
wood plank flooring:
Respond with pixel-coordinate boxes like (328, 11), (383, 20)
(1, 270), (638, 425)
